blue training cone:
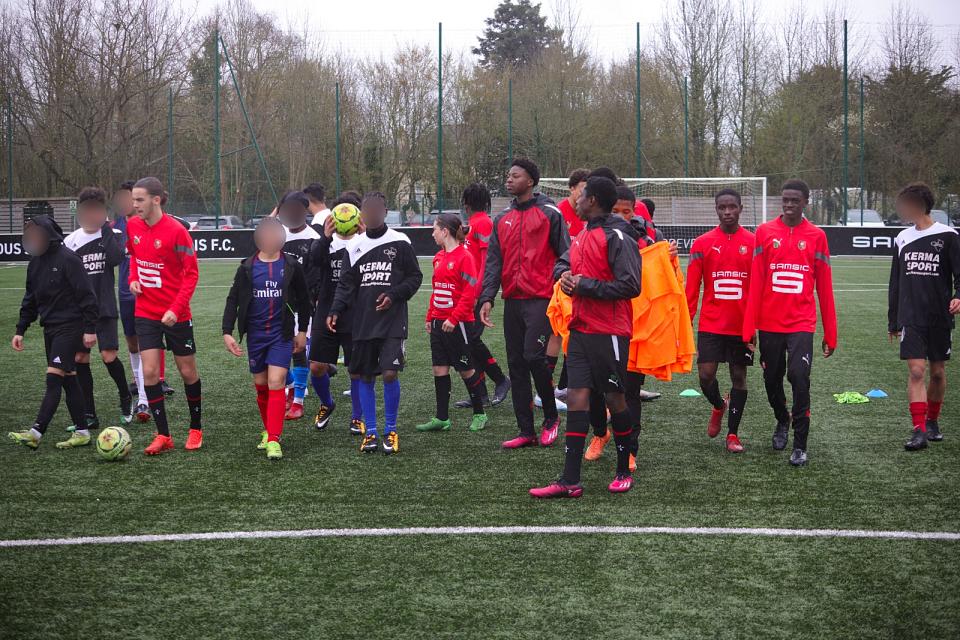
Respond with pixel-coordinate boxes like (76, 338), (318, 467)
(865, 389), (888, 399)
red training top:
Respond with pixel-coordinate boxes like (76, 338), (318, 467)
(464, 211), (492, 294)
(558, 197), (585, 237)
(686, 226), (756, 336)
(127, 213), (199, 322)
(427, 244), (479, 324)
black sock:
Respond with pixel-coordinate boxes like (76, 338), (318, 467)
(435, 374), (452, 421)
(34, 373), (64, 434)
(76, 362), (96, 419)
(105, 358), (130, 400)
(558, 360), (568, 390)
(728, 388), (748, 435)
(486, 360), (505, 385)
(464, 371), (486, 415)
(589, 391), (608, 437)
(531, 361), (557, 418)
(474, 341), (506, 385)
(185, 379), (202, 430)
(545, 354), (558, 380)
(146, 382), (169, 436)
(562, 410), (589, 485)
(701, 377), (724, 409)
(611, 410), (633, 475)
(62, 374), (89, 430)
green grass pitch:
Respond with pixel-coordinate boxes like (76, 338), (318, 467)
(0, 257), (958, 639)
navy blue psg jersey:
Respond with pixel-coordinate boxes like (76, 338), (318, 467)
(888, 221), (960, 332)
(63, 226), (125, 319)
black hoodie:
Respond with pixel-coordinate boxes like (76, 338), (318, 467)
(16, 215), (100, 336)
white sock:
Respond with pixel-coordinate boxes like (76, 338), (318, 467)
(76, 429), (90, 437)
(130, 352), (147, 405)
(30, 428), (42, 440)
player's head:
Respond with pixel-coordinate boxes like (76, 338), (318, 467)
(715, 188), (742, 227)
(507, 158), (539, 197)
(22, 215), (64, 257)
(277, 190), (309, 229)
(433, 212), (464, 247)
(132, 177), (166, 219)
(640, 198), (656, 218)
(303, 182), (326, 212)
(612, 185), (636, 221)
(896, 182), (935, 224)
(462, 183), (491, 216)
(588, 166), (623, 186)
(361, 191), (388, 228)
(332, 190), (363, 209)
(567, 168), (590, 202)
(780, 179), (809, 219)
(576, 176), (617, 221)
(114, 180), (135, 217)
(77, 186), (108, 232)
(254, 215), (286, 255)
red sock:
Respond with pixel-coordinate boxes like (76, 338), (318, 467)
(159, 357), (165, 381)
(266, 389), (285, 442)
(927, 401), (942, 421)
(255, 384), (269, 429)
(910, 402), (927, 431)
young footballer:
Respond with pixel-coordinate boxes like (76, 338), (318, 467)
(223, 217), (312, 460)
(479, 158), (570, 449)
(127, 177), (203, 455)
(9, 215), (99, 450)
(557, 168), (590, 237)
(887, 182), (960, 451)
(327, 192), (423, 454)
(304, 182), (330, 227)
(417, 213), (488, 433)
(63, 187), (131, 430)
(742, 179), (837, 466)
(530, 176), (641, 498)
(686, 189), (755, 453)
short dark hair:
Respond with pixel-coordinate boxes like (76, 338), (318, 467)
(118, 180), (135, 192)
(362, 191), (387, 206)
(897, 182), (935, 214)
(332, 190), (363, 208)
(583, 176), (618, 212)
(134, 177), (168, 206)
(588, 166), (624, 186)
(714, 188), (742, 206)
(568, 168), (590, 188)
(279, 190), (309, 210)
(78, 186), (107, 206)
(462, 183), (491, 213)
(510, 157), (540, 186)
(640, 197), (655, 214)
(781, 178), (810, 201)
(303, 182), (326, 203)
(615, 185), (636, 204)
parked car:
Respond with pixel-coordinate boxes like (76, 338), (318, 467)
(843, 209), (885, 227)
(931, 210), (952, 226)
(247, 216), (265, 228)
(194, 215), (244, 230)
(181, 215), (202, 230)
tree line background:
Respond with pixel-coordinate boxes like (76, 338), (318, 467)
(1, 0), (958, 223)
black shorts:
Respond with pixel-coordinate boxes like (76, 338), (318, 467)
(349, 338), (406, 377)
(134, 318), (197, 356)
(79, 317), (120, 353)
(697, 331), (754, 366)
(900, 325), (952, 362)
(119, 297), (136, 337)
(429, 319), (473, 371)
(44, 327), (83, 373)
(566, 330), (629, 394)
(503, 298), (552, 363)
(310, 324), (353, 366)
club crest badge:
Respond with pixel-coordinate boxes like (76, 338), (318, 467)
(447, 261), (454, 270)
(931, 239), (945, 252)
(739, 245), (747, 255)
(154, 239), (162, 249)
(798, 240), (806, 250)
(383, 246), (397, 260)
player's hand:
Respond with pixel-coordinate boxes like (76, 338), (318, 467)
(375, 293), (393, 312)
(223, 334), (243, 357)
(668, 239), (679, 258)
(356, 220), (367, 235)
(129, 281), (142, 296)
(949, 298), (960, 315)
(822, 340), (835, 358)
(323, 215), (336, 238)
(442, 319), (455, 333)
(479, 302), (494, 328)
(293, 332), (307, 354)
(82, 333), (97, 349)
(744, 334), (756, 352)
(11, 335), (23, 351)
(560, 271), (580, 295)
(326, 314), (338, 333)
(161, 310), (177, 326)
(888, 331), (901, 344)
(425, 321), (431, 333)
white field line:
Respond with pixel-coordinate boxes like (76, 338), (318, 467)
(1, 525), (958, 549)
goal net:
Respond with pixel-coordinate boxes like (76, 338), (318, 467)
(538, 177), (769, 254)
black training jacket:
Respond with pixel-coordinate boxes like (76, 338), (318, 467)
(222, 253), (313, 342)
(310, 233), (361, 329)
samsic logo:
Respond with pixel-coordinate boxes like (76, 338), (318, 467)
(852, 236), (893, 249)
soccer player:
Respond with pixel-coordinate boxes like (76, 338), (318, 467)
(742, 179), (837, 466)
(9, 215), (99, 450)
(327, 192), (423, 454)
(275, 190), (321, 419)
(63, 187), (131, 432)
(304, 182), (330, 227)
(417, 213), (488, 433)
(530, 176), (641, 498)
(641, 198), (656, 220)
(557, 168), (590, 236)
(127, 177), (203, 455)
(479, 158), (570, 449)
(686, 188), (756, 453)
(453, 183), (511, 408)
(887, 182), (960, 451)
(308, 198), (364, 434)
(222, 217), (312, 460)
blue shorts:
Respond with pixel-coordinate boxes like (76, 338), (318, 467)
(119, 297), (136, 338)
(247, 332), (293, 374)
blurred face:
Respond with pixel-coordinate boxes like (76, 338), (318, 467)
(113, 189), (133, 217)
(361, 198), (387, 228)
(715, 195), (742, 227)
(23, 224), (49, 256)
(131, 187), (161, 220)
(278, 201), (307, 229)
(612, 199), (635, 221)
(781, 189), (806, 219)
(77, 201), (108, 232)
(896, 196), (926, 224)
(569, 180), (586, 202)
(254, 221), (285, 254)
(506, 166), (533, 197)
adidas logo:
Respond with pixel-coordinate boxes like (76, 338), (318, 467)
(53, 356), (61, 363)
(393, 359), (401, 365)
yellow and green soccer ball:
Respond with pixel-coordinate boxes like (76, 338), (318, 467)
(332, 203), (361, 236)
(97, 426), (132, 461)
